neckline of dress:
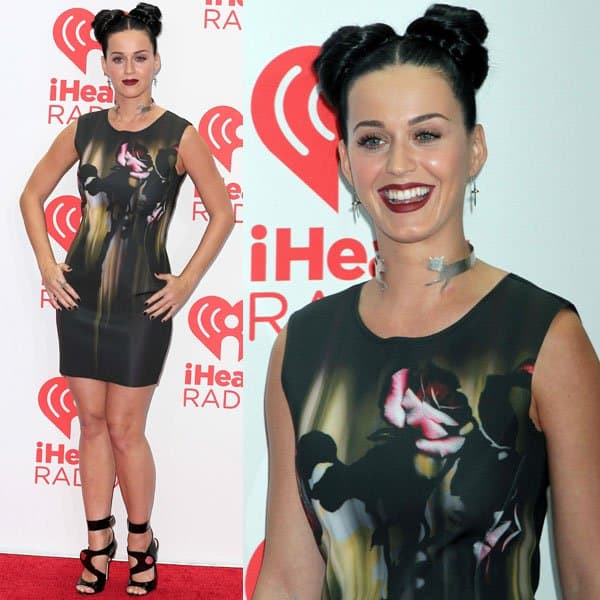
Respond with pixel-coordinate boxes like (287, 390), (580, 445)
(353, 272), (513, 343)
(104, 108), (169, 133)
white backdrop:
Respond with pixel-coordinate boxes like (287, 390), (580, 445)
(244, 1), (600, 598)
(0, 0), (243, 568)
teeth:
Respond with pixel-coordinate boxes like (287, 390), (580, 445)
(384, 186), (430, 203)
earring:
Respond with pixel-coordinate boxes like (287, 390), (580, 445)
(351, 193), (361, 222)
(469, 179), (479, 212)
(106, 77), (112, 89)
(153, 76), (158, 87)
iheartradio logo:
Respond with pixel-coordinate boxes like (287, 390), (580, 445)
(199, 106), (243, 172)
(245, 540), (265, 599)
(39, 377), (78, 439)
(251, 46), (339, 212)
(53, 8), (101, 73)
(188, 296), (243, 361)
(45, 195), (82, 252)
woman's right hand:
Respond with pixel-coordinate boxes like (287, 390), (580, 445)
(41, 261), (79, 310)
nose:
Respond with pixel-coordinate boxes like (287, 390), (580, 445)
(386, 140), (416, 176)
(125, 58), (135, 74)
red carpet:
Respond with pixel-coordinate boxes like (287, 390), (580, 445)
(0, 554), (241, 599)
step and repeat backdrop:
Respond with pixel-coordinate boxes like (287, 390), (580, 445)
(1, 1), (243, 567)
(244, 1), (600, 598)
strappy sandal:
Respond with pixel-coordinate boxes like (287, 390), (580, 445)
(76, 515), (117, 594)
(126, 520), (159, 595)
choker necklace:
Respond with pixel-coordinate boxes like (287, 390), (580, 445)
(426, 244), (476, 289)
(114, 98), (155, 115)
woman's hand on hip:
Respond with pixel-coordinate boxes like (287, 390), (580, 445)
(41, 261), (79, 310)
(145, 273), (194, 322)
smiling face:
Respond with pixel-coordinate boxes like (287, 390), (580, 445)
(339, 64), (486, 247)
(101, 28), (160, 101)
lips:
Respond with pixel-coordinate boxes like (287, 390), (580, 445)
(378, 183), (434, 213)
(122, 79), (139, 86)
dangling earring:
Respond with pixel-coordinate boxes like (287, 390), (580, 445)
(469, 178), (479, 212)
(106, 76), (112, 89)
(153, 76), (158, 87)
(351, 193), (361, 222)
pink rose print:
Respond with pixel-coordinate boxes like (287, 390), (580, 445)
(117, 142), (151, 180)
(383, 368), (466, 457)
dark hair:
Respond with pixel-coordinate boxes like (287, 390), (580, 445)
(92, 3), (162, 56)
(313, 4), (489, 141)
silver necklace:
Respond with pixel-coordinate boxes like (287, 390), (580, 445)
(426, 244), (476, 289)
(114, 98), (155, 115)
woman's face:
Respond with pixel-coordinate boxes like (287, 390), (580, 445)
(339, 64), (486, 247)
(101, 29), (160, 100)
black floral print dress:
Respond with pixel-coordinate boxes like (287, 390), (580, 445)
(282, 274), (574, 599)
(57, 109), (190, 386)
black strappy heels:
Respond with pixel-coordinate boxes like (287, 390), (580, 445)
(76, 515), (117, 594)
(126, 520), (159, 595)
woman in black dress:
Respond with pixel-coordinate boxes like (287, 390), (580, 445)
(20, 3), (233, 595)
(255, 4), (600, 599)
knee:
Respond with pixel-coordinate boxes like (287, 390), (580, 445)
(78, 412), (109, 441)
(107, 420), (145, 454)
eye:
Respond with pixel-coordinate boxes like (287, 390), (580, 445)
(356, 134), (385, 150)
(135, 55), (148, 62)
(415, 130), (441, 143)
(112, 56), (123, 63)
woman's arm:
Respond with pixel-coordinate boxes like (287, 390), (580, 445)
(254, 328), (325, 600)
(533, 309), (600, 599)
(145, 125), (234, 321)
(19, 122), (79, 309)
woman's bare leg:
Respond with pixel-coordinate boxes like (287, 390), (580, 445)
(68, 376), (115, 594)
(105, 383), (156, 595)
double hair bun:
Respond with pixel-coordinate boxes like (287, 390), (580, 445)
(314, 3), (489, 110)
(92, 2), (162, 44)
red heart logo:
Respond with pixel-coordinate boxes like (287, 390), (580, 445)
(38, 377), (78, 439)
(188, 296), (243, 361)
(45, 195), (82, 252)
(53, 8), (101, 74)
(199, 105), (243, 172)
(251, 46), (340, 212)
(244, 540), (265, 600)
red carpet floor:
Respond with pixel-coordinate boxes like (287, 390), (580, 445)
(0, 554), (242, 599)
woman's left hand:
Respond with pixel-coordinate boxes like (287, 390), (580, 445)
(144, 273), (194, 322)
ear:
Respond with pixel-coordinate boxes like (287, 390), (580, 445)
(101, 55), (107, 76)
(154, 53), (162, 76)
(338, 139), (354, 187)
(468, 124), (487, 178)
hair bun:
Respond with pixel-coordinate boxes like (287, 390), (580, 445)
(92, 9), (126, 43)
(314, 23), (398, 109)
(405, 3), (488, 89)
(128, 2), (162, 38)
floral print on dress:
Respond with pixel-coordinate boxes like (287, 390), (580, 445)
(296, 360), (539, 599)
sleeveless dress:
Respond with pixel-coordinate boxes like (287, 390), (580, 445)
(281, 274), (574, 599)
(57, 109), (191, 387)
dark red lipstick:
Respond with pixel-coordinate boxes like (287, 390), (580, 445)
(378, 183), (434, 213)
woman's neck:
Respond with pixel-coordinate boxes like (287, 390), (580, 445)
(374, 235), (475, 300)
(112, 95), (155, 122)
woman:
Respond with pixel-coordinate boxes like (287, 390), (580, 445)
(20, 3), (233, 595)
(255, 4), (600, 599)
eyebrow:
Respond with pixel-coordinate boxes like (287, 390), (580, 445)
(109, 49), (150, 55)
(353, 113), (450, 132)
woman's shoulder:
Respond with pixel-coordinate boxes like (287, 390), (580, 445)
(161, 109), (193, 129)
(501, 272), (576, 314)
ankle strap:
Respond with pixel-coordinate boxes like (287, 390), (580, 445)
(127, 519), (150, 534)
(86, 515), (115, 531)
